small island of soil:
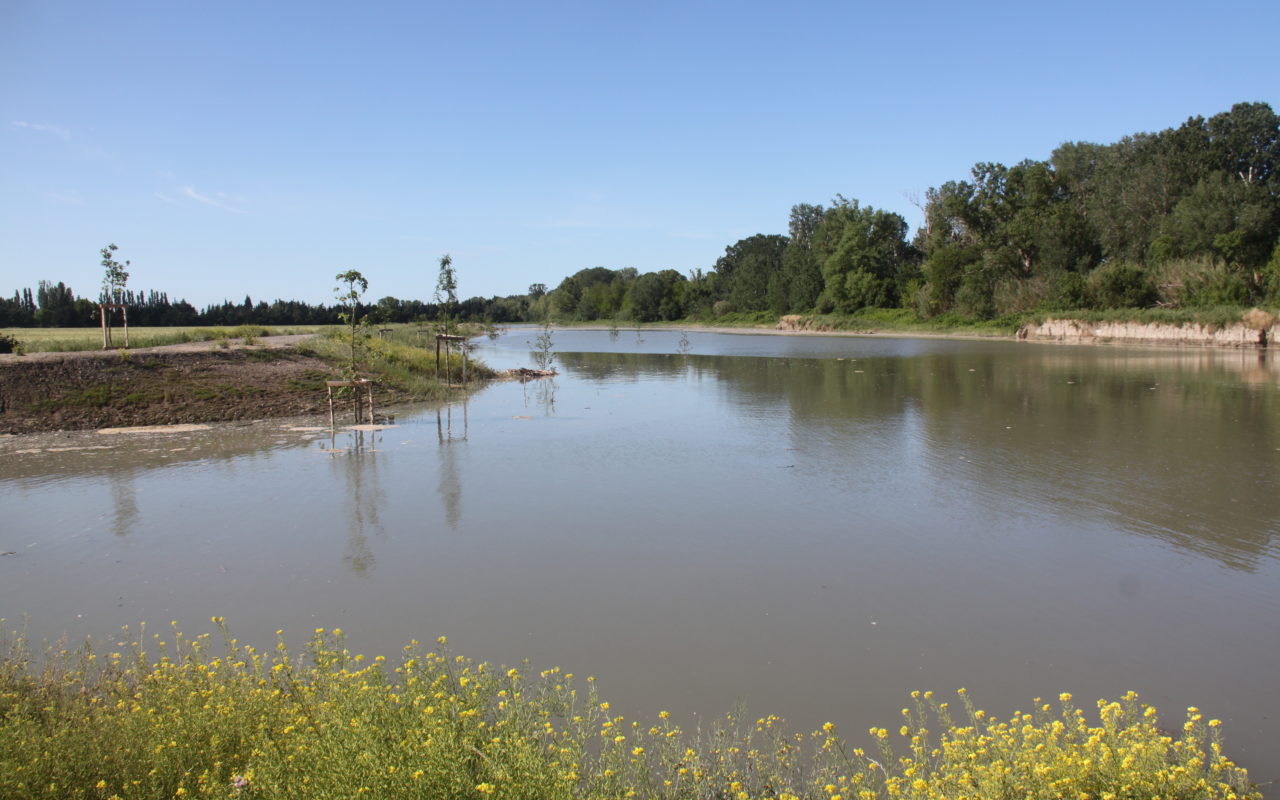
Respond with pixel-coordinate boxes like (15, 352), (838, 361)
(0, 338), (416, 435)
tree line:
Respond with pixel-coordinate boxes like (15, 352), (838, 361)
(0, 282), (533, 329)
(5, 102), (1277, 330)
(537, 101), (1280, 322)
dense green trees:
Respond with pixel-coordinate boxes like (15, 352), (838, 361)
(776, 203), (826, 313)
(713, 234), (787, 313)
(910, 101), (1280, 317)
(812, 198), (914, 313)
(550, 267), (631, 320)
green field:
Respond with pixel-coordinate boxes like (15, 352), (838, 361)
(0, 325), (333, 354)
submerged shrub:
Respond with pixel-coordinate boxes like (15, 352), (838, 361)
(0, 624), (1261, 800)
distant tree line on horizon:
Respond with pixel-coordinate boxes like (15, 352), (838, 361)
(4, 102), (1278, 330)
(0, 284), (516, 329)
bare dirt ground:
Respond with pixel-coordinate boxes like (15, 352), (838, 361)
(0, 335), (406, 434)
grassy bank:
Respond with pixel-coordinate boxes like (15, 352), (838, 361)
(0, 325), (494, 433)
(0, 325), (332, 354)
(771, 309), (1026, 336)
(0, 624), (1259, 800)
(298, 325), (494, 401)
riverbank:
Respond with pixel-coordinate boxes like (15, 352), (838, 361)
(1018, 314), (1278, 347)
(5, 314), (1276, 435)
(0, 345), (342, 434)
(561, 308), (1280, 349)
(0, 334), (481, 435)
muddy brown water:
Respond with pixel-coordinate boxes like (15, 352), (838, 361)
(2, 329), (1278, 780)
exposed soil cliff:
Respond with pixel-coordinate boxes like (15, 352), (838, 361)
(1018, 315), (1277, 348)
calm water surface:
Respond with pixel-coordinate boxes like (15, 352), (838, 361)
(2, 329), (1278, 777)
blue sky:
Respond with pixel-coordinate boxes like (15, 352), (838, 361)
(3, 0), (1277, 307)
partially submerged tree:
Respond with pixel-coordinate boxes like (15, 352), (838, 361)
(100, 244), (130, 348)
(334, 269), (369, 372)
(529, 319), (555, 371)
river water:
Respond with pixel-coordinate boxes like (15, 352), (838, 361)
(2, 328), (1278, 777)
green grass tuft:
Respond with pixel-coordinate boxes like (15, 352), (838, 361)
(299, 326), (495, 400)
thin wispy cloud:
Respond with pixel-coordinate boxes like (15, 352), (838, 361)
(155, 192), (180, 205)
(11, 120), (71, 140)
(181, 185), (248, 214)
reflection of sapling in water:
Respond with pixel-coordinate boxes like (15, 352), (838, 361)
(677, 330), (691, 354)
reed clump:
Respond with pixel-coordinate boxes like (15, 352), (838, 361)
(0, 623), (1259, 800)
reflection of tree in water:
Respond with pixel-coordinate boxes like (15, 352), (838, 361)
(559, 348), (1280, 571)
(522, 378), (557, 417)
(677, 330), (691, 354)
(438, 440), (463, 530)
(328, 428), (386, 575)
(108, 466), (139, 538)
(436, 402), (468, 530)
